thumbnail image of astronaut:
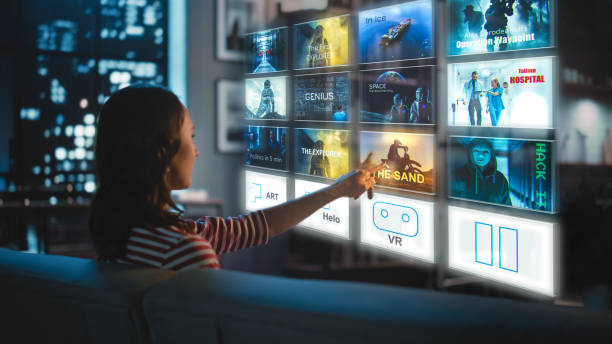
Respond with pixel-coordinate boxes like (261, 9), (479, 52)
(294, 15), (349, 69)
(360, 131), (435, 193)
(449, 136), (554, 212)
(245, 76), (287, 120)
(245, 28), (288, 74)
(295, 129), (349, 179)
(448, 56), (553, 128)
(448, 0), (552, 56)
(245, 126), (287, 171)
(360, 67), (434, 124)
(358, 0), (433, 63)
(294, 73), (350, 122)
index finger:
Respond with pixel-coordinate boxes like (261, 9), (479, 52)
(366, 161), (387, 174)
(360, 152), (375, 169)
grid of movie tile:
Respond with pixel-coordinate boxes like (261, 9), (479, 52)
(242, 0), (558, 296)
(445, 0), (557, 296)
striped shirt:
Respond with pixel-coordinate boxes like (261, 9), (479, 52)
(118, 210), (269, 271)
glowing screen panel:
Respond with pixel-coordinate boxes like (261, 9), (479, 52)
(294, 15), (350, 69)
(245, 27), (288, 74)
(358, 0), (433, 63)
(361, 192), (434, 262)
(448, 56), (554, 128)
(245, 76), (287, 120)
(245, 170), (287, 211)
(360, 131), (435, 193)
(295, 179), (350, 239)
(294, 72), (350, 122)
(449, 136), (555, 212)
(360, 66), (435, 124)
(295, 128), (350, 179)
(448, 205), (555, 296)
(448, 0), (553, 56)
(245, 126), (287, 171)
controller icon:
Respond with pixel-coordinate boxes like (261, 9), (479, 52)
(372, 201), (419, 237)
(249, 183), (262, 203)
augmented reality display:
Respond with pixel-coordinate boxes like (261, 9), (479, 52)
(245, 76), (287, 120)
(449, 136), (554, 212)
(295, 128), (350, 179)
(294, 15), (350, 69)
(360, 131), (435, 193)
(361, 192), (435, 262)
(360, 66), (435, 124)
(448, 205), (555, 296)
(358, 0), (434, 63)
(294, 72), (350, 122)
(448, 0), (553, 56)
(295, 179), (350, 238)
(245, 126), (287, 171)
(448, 56), (553, 128)
(245, 27), (288, 74)
(245, 170), (287, 211)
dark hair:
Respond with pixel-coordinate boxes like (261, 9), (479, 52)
(90, 84), (189, 261)
(471, 71), (478, 76)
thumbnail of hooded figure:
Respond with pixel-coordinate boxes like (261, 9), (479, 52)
(463, 4), (485, 36)
(307, 25), (330, 68)
(310, 140), (330, 177)
(451, 138), (511, 205)
(409, 88), (432, 124)
(484, 0), (515, 52)
(255, 79), (275, 118)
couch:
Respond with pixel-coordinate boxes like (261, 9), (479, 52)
(1, 248), (611, 344)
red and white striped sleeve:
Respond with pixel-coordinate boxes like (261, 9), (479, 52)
(193, 210), (269, 255)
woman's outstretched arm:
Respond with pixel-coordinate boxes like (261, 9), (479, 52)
(262, 154), (386, 237)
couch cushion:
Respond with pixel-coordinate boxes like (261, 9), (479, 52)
(0, 248), (175, 344)
(143, 268), (612, 344)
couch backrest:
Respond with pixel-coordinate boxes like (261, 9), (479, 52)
(143, 268), (612, 344)
(0, 248), (175, 344)
(2, 247), (612, 344)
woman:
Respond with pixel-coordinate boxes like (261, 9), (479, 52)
(485, 78), (504, 126)
(90, 84), (382, 270)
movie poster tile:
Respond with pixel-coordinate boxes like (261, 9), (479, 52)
(358, 0), (434, 63)
(245, 76), (287, 120)
(295, 128), (350, 179)
(449, 136), (554, 212)
(294, 15), (350, 69)
(360, 66), (435, 124)
(245, 27), (288, 74)
(448, 0), (553, 56)
(360, 131), (435, 193)
(448, 56), (553, 128)
(245, 126), (288, 171)
(294, 72), (350, 122)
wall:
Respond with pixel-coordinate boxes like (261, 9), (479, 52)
(186, 0), (288, 274)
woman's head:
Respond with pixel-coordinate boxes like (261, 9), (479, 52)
(90, 84), (197, 260)
(491, 78), (500, 88)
